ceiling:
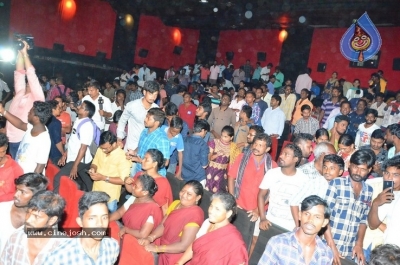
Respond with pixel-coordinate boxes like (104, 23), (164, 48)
(104, 0), (400, 30)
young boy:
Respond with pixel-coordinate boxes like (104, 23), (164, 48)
(234, 105), (252, 152)
(322, 154), (345, 181)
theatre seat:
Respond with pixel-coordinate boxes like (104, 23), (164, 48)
(232, 208), (255, 253)
(59, 176), (84, 237)
(249, 226), (280, 265)
(270, 136), (278, 161)
(166, 172), (184, 201)
(198, 189), (212, 220)
(45, 161), (60, 191)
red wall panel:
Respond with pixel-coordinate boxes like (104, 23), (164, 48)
(9, 0), (116, 59)
(308, 27), (400, 92)
(216, 29), (282, 68)
(134, 16), (200, 69)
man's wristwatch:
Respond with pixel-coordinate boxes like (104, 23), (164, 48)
(105, 176), (110, 183)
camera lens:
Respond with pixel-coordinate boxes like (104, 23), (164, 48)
(15, 41), (24, 50)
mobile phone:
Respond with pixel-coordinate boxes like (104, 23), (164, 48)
(85, 169), (92, 174)
(383, 180), (394, 194)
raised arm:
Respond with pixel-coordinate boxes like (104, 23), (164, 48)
(0, 103), (27, 131)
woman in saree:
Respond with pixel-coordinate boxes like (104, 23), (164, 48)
(175, 192), (248, 265)
(139, 180), (205, 265)
(110, 174), (163, 265)
(125, 148), (173, 214)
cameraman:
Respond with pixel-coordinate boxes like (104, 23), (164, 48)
(7, 40), (45, 158)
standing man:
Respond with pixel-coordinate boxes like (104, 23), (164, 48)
(207, 94), (236, 139)
(138, 63), (150, 81)
(294, 68), (312, 98)
(125, 81), (143, 104)
(81, 81), (112, 131)
(209, 61), (220, 85)
(245, 91), (262, 126)
(117, 81), (159, 151)
(260, 95), (285, 139)
(43, 191), (120, 265)
(347, 99), (368, 139)
(195, 102), (212, 143)
(355, 109), (380, 149)
(319, 87), (342, 125)
(243, 60), (253, 83)
(252, 62), (262, 84)
(258, 195), (333, 265)
(273, 66), (284, 92)
(242, 125), (264, 153)
(324, 149), (375, 265)
(103, 81), (115, 101)
(255, 87), (268, 118)
(360, 129), (387, 178)
(260, 63), (272, 83)
(279, 85), (297, 122)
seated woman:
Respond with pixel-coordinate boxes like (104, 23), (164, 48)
(176, 192), (248, 265)
(110, 174), (163, 265)
(139, 180), (205, 265)
(125, 149), (173, 214)
(337, 134), (356, 172)
(309, 128), (330, 162)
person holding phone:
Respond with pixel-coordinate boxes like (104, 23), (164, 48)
(368, 156), (400, 248)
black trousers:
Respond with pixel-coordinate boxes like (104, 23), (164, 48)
(53, 162), (92, 193)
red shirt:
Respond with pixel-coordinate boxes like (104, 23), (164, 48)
(56, 111), (71, 144)
(228, 153), (277, 211)
(178, 103), (197, 130)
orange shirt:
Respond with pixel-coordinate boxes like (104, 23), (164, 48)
(228, 153), (277, 211)
(56, 111), (71, 144)
(292, 98), (313, 125)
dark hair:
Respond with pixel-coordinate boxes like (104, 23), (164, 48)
(387, 124), (400, 139)
(340, 100), (351, 108)
(301, 104), (311, 112)
(371, 73), (380, 79)
(33, 101), (52, 124)
(245, 91), (256, 99)
(334, 115), (350, 124)
(48, 100), (59, 110)
(183, 180), (203, 198)
(115, 89), (126, 99)
(0, 117), (5, 129)
(99, 131), (117, 145)
(366, 108), (378, 118)
(88, 81), (101, 90)
(177, 86), (187, 94)
(284, 143), (303, 167)
(142, 81), (160, 93)
(369, 244), (400, 265)
(146, 149), (166, 170)
(301, 88), (310, 96)
(338, 134), (354, 146)
(221, 125), (234, 137)
(375, 92), (385, 99)
(164, 102), (178, 116)
(293, 133), (314, 146)
(249, 125), (264, 135)
(371, 129), (385, 141)
(350, 149), (376, 168)
(300, 195), (330, 219)
(78, 191), (110, 218)
(137, 174), (158, 198)
(28, 190), (66, 223)
(14, 173), (48, 194)
(358, 99), (368, 107)
(241, 105), (252, 119)
(199, 102), (212, 119)
(253, 133), (272, 147)
(211, 192), (237, 221)
(382, 156), (400, 171)
(82, 100), (96, 118)
(170, 116), (183, 130)
(271, 95), (282, 105)
(0, 132), (8, 147)
(315, 128), (329, 140)
(113, 110), (123, 123)
(193, 119), (210, 133)
(323, 154), (345, 171)
(222, 93), (231, 101)
(147, 108), (166, 126)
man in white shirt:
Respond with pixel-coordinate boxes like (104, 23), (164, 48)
(82, 81), (112, 131)
(260, 63), (273, 82)
(368, 156), (400, 247)
(209, 61), (220, 85)
(0, 101), (51, 174)
(120, 70), (130, 87)
(147, 69), (157, 81)
(355, 109), (380, 149)
(295, 68), (312, 96)
(138, 63), (150, 81)
(117, 81), (159, 151)
(0, 173), (48, 254)
(54, 100), (96, 192)
(260, 95), (285, 139)
(258, 143), (308, 231)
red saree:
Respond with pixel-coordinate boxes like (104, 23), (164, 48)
(119, 202), (163, 265)
(188, 223), (248, 265)
(158, 204), (204, 265)
(133, 172), (173, 207)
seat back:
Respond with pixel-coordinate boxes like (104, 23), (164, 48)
(166, 172), (185, 201)
(231, 208), (255, 253)
(198, 189), (212, 220)
(45, 161), (60, 191)
(59, 176), (84, 237)
(270, 137), (278, 161)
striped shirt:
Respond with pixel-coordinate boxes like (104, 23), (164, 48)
(321, 99), (340, 124)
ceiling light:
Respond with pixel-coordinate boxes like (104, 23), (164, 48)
(199, 0), (208, 3)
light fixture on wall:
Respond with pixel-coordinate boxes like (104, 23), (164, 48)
(279, 29), (288, 42)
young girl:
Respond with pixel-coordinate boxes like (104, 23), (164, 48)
(234, 105), (252, 151)
(205, 126), (240, 193)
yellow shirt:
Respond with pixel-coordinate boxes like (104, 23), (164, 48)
(292, 98), (313, 125)
(279, 93), (297, 121)
(92, 147), (132, 202)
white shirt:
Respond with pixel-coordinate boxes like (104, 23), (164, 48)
(0, 201), (18, 254)
(147, 72), (157, 81)
(82, 94), (112, 130)
(219, 65), (226, 78)
(229, 98), (246, 121)
(259, 167), (308, 231)
(378, 190), (400, 246)
(16, 124), (51, 173)
(371, 102), (387, 127)
(355, 123), (381, 148)
(120, 73), (130, 87)
(261, 107), (285, 138)
(222, 79), (234, 89)
(67, 118), (94, 164)
(260, 67), (270, 81)
(138, 67), (150, 81)
(323, 107), (341, 129)
(262, 93), (272, 107)
(117, 98), (158, 151)
(295, 73), (312, 94)
(209, 65), (220, 80)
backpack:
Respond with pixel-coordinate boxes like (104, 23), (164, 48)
(76, 118), (101, 158)
(56, 85), (71, 101)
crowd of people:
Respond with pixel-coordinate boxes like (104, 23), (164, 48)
(0, 40), (399, 265)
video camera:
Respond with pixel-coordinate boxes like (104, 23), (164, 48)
(14, 34), (34, 50)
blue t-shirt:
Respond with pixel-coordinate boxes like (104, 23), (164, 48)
(161, 125), (184, 156)
(182, 135), (209, 182)
(46, 116), (63, 163)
